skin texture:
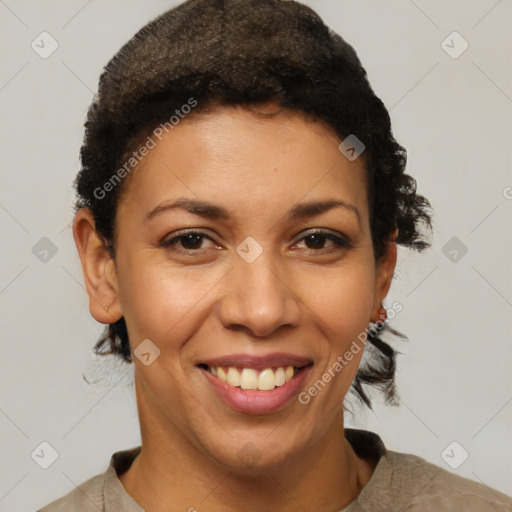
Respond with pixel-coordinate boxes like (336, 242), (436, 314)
(73, 104), (397, 511)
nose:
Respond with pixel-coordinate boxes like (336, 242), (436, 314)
(217, 251), (301, 338)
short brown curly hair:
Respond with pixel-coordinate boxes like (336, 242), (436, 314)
(74, 0), (432, 411)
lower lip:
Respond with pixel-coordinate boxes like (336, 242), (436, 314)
(199, 366), (312, 414)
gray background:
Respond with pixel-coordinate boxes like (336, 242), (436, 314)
(0, 0), (511, 510)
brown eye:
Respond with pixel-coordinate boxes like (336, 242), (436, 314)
(177, 233), (204, 250)
(161, 231), (214, 252)
(295, 230), (351, 252)
(304, 233), (329, 249)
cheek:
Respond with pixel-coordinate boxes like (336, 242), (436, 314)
(115, 253), (226, 356)
(308, 260), (376, 399)
(313, 262), (376, 341)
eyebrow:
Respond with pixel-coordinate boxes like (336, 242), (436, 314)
(145, 197), (362, 228)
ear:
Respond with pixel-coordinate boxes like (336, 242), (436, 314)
(72, 208), (122, 324)
(370, 228), (398, 323)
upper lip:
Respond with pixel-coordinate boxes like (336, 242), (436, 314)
(197, 353), (313, 371)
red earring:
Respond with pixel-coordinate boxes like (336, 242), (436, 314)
(373, 304), (387, 323)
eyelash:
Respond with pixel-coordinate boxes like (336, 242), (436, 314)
(160, 229), (352, 255)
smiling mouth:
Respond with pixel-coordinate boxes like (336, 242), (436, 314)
(197, 363), (312, 391)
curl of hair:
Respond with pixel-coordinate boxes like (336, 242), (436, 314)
(76, 0), (433, 410)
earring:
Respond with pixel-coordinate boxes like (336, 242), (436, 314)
(372, 304), (386, 324)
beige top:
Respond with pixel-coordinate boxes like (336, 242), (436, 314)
(38, 429), (512, 511)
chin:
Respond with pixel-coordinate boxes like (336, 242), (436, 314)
(198, 429), (305, 475)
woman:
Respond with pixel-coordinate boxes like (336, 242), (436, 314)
(39, 0), (512, 510)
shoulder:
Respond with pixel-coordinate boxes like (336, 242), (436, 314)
(36, 446), (142, 512)
(383, 450), (512, 511)
(36, 473), (105, 512)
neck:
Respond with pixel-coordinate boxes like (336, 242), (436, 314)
(119, 382), (374, 511)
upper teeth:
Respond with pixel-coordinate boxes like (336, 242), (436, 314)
(209, 365), (296, 391)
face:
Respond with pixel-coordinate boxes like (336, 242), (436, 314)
(74, 104), (396, 471)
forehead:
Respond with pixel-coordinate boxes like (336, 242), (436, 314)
(117, 105), (369, 224)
